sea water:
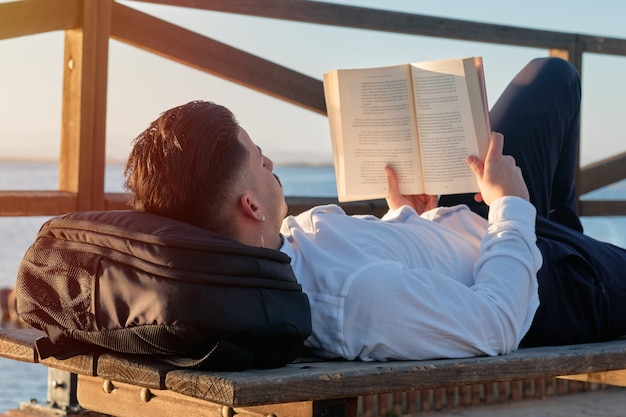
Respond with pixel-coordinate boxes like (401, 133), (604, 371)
(0, 161), (625, 412)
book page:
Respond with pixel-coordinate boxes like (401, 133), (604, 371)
(410, 57), (490, 195)
(324, 65), (424, 202)
(465, 57), (491, 159)
(323, 72), (345, 198)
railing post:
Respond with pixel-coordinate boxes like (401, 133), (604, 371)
(59, 0), (112, 211)
(549, 37), (585, 215)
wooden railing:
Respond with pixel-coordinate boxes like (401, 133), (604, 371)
(2, 0), (626, 217)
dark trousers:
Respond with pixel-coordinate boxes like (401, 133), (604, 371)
(440, 57), (626, 346)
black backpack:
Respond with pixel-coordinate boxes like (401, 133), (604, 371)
(16, 210), (312, 370)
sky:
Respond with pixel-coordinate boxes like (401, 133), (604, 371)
(1, 0), (626, 166)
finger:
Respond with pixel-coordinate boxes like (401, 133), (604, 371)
(486, 131), (505, 162)
(503, 154), (517, 166)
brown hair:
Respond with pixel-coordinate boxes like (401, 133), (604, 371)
(124, 101), (248, 237)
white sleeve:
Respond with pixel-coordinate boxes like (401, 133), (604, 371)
(340, 197), (542, 361)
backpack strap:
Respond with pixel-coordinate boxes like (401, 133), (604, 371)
(35, 335), (101, 360)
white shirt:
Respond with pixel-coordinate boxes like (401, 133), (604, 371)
(280, 197), (542, 361)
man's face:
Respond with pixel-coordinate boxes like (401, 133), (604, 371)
(238, 128), (288, 226)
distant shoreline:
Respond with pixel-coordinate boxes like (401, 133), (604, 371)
(0, 158), (334, 167)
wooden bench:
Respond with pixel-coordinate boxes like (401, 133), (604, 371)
(2, 327), (626, 417)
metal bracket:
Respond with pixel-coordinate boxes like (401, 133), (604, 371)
(18, 368), (83, 416)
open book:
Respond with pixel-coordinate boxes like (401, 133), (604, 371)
(323, 56), (491, 202)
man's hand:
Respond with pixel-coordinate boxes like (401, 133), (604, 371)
(385, 166), (438, 214)
(467, 132), (530, 206)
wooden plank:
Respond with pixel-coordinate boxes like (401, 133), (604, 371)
(96, 353), (177, 390)
(3, 191), (624, 218)
(0, 191), (77, 216)
(40, 353), (99, 376)
(0, 193), (382, 217)
(578, 150), (626, 216)
(131, 0), (626, 57)
(579, 199), (626, 217)
(110, 2), (326, 114)
(549, 49), (571, 61)
(105, 192), (132, 210)
(0, 0), (79, 40)
(58, 27), (83, 198)
(59, 0), (111, 211)
(77, 376), (228, 417)
(0, 288), (16, 321)
(106, 194), (387, 216)
(579, 151), (626, 194)
(0, 327), (97, 373)
(0, 191), (128, 215)
(288, 196), (625, 218)
(560, 370), (626, 387)
(2, 191), (624, 218)
(286, 197), (387, 217)
(106, 195), (386, 216)
(130, 0), (580, 51)
(78, 375), (355, 417)
(0, 327), (45, 363)
(164, 339), (626, 407)
(580, 33), (626, 56)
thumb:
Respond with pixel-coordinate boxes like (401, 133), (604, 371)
(385, 166), (399, 193)
(466, 155), (485, 204)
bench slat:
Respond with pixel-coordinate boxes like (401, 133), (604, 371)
(165, 339), (626, 407)
(40, 352), (99, 376)
(77, 375), (227, 417)
(96, 353), (177, 390)
(561, 370), (626, 386)
(0, 327), (44, 363)
(77, 375), (355, 417)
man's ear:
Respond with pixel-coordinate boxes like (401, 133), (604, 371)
(239, 193), (264, 222)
